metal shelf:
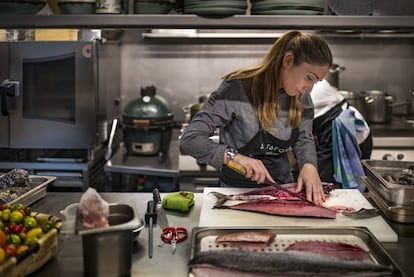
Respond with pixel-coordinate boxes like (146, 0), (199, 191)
(0, 14), (414, 30)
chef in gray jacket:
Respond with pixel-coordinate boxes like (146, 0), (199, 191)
(180, 30), (332, 205)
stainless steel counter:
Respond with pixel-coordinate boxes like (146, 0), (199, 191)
(29, 192), (414, 277)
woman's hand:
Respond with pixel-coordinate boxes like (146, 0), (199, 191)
(228, 153), (276, 185)
(296, 163), (326, 206)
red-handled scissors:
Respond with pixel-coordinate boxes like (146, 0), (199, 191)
(161, 227), (188, 254)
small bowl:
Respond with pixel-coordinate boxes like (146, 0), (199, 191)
(57, 0), (96, 14)
(0, 0), (46, 15)
(134, 1), (173, 14)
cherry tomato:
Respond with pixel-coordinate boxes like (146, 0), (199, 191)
(12, 204), (25, 212)
(9, 234), (21, 247)
(0, 230), (6, 247)
(26, 227), (43, 240)
(17, 245), (29, 255)
(23, 216), (38, 229)
(1, 209), (11, 222)
(0, 248), (5, 265)
(10, 210), (24, 224)
(23, 207), (31, 217)
(41, 220), (54, 233)
(10, 224), (24, 234)
(5, 244), (17, 258)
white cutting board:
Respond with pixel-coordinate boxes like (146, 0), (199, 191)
(199, 188), (398, 242)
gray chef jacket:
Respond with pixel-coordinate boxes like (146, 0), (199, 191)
(179, 79), (318, 182)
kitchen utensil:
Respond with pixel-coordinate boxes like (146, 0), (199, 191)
(362, 90), (394, 123)
(339, 90), (371, 119)
(76, 203), (142, 277)
(389, 89), (414, 117)
(105, 118), (118, 160)
(362, 160), (414, 206)
(190, 227), (402, 276)
(227, 160), (316, 205)
(326, 63), (346, 88)
(342, 207), (380, 219)
(161, 226), (188, 254)
(362, 176), (414, 223)
(153, 188), (169, 228)
(145, 200), (157, 259)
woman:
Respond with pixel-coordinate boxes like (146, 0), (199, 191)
(180, 30), (332, 205)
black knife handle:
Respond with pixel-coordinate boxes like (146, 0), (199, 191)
(153, 188), (162, 205)
(145, 200), (157, 224)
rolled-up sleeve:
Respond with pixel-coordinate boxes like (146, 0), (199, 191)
(180, 80), (236, 169)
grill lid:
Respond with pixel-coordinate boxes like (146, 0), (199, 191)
(122, 85), (174, 127)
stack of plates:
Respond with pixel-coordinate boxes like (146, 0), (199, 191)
(251, 0), (324, 15)
(183, 0), (247, 16)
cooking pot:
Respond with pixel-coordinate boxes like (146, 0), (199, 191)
(325, 63), (346, 88)
(339, 90), (370, 119)
(362, 90), (394, 123)
(389, 89), (414, 118)
(122, 85), (174, 158)
(182, 94), (208, 123)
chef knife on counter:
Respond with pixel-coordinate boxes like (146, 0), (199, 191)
(227, 160), (316, 205)
(153, 188), (169, 228)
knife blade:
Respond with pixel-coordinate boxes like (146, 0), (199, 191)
(153, 188), (169, 228)
(227, 160), (316, 206)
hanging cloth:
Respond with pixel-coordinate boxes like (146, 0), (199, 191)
(332, 109), (368, 192)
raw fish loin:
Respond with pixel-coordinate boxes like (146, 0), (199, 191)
(210, 184), (337, 219)
(215, 231), (275, 250)
(188, 250), (393, 277)
(285, 241), (370, 260)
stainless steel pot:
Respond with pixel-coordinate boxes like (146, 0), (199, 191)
(362, 90), (394, 123)
(389, 89), (414, 118)
(326, 63), (346, 88)
(339, 90), (369, 118)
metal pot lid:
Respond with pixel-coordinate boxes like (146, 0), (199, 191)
(339, 90), (364, 99)
(122, 85), (173, 121)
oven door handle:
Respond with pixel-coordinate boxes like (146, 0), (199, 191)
(0, 79), (20, 116)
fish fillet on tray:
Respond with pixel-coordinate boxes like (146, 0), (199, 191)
(188, 227), (403, 277)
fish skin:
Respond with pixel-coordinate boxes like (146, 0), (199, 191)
(210, 184), (337, 219)
(217, 199), (337, 219)
(188, 250), (393, 277)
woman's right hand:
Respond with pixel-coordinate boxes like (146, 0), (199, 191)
(231, 154), (276, 185)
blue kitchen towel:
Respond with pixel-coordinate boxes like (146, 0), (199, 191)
(332, 109), (368, 191)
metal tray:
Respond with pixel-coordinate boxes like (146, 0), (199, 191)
(3, 175), (57, 206)
(190, 226), (403, 277)
(362, 176), (414, 223)
(362, 160), (414, 206)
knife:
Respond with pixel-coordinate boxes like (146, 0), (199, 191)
(153, 188), (169, 228)
(144, 200), (156, 259)
(227, 160), (316, 206)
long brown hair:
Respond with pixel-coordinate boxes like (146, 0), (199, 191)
(223, 30), (332, 130)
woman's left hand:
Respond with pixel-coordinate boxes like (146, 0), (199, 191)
(296, 163), (326, 206)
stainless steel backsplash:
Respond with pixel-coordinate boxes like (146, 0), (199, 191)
(119, 30), (414, 121)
